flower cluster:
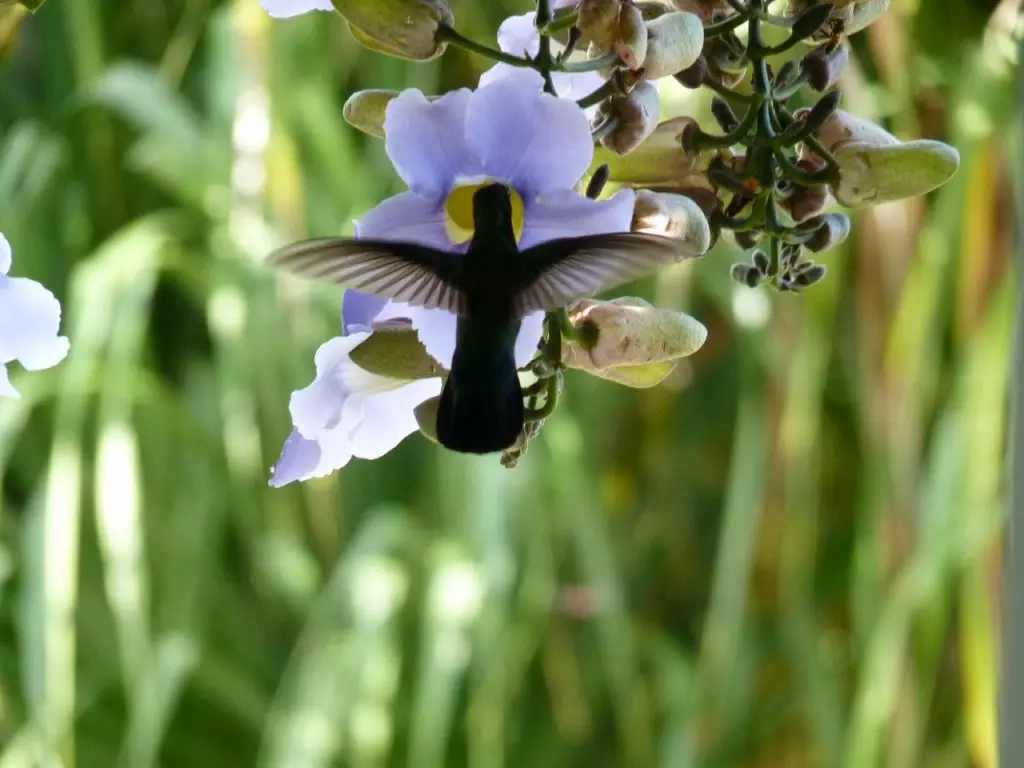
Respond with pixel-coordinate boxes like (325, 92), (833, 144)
(255, 0), (959, 485)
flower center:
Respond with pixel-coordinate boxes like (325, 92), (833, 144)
(444, 181), (525, 245)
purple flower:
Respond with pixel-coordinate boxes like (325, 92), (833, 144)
(272, 68), (636, 485)
(479, 3), (605, 104)
(0, 235), (70, 398)
(258, 0), (334, 18)
(354, 67), (635, 371)
(269, 297), (441, 487)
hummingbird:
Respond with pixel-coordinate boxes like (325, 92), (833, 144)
(269, 183), (701, 454)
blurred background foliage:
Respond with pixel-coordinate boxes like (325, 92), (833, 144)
(0, 0), (1020, 766)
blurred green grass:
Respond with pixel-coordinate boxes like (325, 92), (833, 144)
(0, 0), (1018, 766)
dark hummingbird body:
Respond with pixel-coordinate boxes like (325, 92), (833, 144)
(269, 183), (701, 455)
(436, 184), (526, 453)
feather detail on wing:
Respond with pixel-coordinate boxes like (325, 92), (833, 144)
(512, 233), (699, 316)
(268, 238), (468, 315)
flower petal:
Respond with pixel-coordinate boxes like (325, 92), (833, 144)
(551, 70), (605, 103)
(497, 12), (540, 57)
(354, 190), (452, 249)
(342, 291), (387, 334)
(384, 87), (475, 198)
(0, 235), (10, 275)
(410, 307), (457, 369)
(518, 187), (636, 249)
(0, 276), (70, 371)
(0, 364), (19, 399)
(269, 429), (328, 487)
(289, 334), (369, 438)
(513, 311), (545, 368)
(466, 69), (594, 197)
(259, 0), (334, 18)
(351, 377), (442, 458)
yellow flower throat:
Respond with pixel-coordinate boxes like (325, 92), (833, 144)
(443, 181), (525, 245)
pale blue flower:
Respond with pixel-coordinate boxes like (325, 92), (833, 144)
(351, 67), (635, 371)
(269, 296), (441, 487)
(258, 0), (334, 19)
(0, 235), (70, 399)
(479, 2), (605, 103)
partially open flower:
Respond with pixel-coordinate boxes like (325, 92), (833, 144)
(0, 234), (70, 398)
(592, 81), (661, 155)
(631, 189), (711, 254)
(561, 297), (707, 388)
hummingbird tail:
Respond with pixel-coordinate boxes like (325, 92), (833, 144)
(436, 347), (524, 455)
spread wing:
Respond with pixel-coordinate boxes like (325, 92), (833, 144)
(512, 233), (700, 316)
(268, 238), (469, 315)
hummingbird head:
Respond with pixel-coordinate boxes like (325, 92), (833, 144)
(471, 183), (514, 237)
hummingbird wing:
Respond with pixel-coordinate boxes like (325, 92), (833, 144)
(512, 233), (700, 316)
(268, 238), (469, 315)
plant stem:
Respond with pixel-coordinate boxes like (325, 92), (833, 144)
(436, 24), (534, 68)
(535, 0), (557, 95)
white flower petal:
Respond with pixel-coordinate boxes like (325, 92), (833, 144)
(410, 307), (457, 369)
(497, 12), (540, 58)
(513, 311), (545, 368)
(519, 187), (636, 249)
(466, 68), (594, 197)
(259, 0), (334, 18)
(384, 88), (476, 198)
(352, 377), (442, 459)
(0, 235), (10, 275)
(274, 329), (442, 485)
(0, 273), (70, 381)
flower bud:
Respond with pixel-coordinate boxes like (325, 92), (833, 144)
(342, 89), (399, 139)
(834, 0), (890, 36)
(786, 0), (890, 38)
(831, 138), (960, 207)
(615, 2), (648, 69)
(579, 0), (623, 50)
(591, 116), (714, 184)
(804, 213), (851, 252)
(808, 108), (900, 152)
(801, 42), (849, 91)
(632, 189), (711, 254)
(592, 81), (661, 155)
(642, 11), (704, 79)
(349, 327), (446, 379)
(561, 297), (707, 387)
(636, 1), (671, 20)
(337, 0), (454, 61)
(669, 0), (734, 23)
